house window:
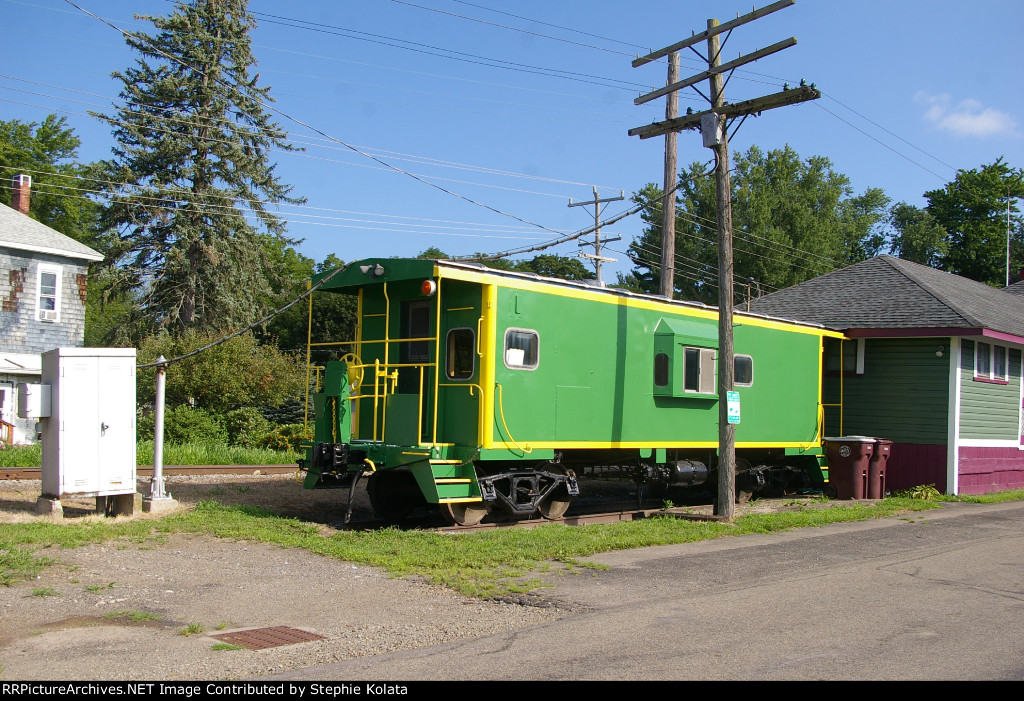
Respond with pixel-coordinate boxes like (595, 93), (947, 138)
(504, 328), (539, 370)
(975, 342), (1008, 382)
(445, 328), (475, 380)
(36, 265), (61, 322)
(824, 338), (864, 374)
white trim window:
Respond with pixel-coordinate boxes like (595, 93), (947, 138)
(974, 341), (1008, 382)
(36, 264), (62, 323)
(504, 328), (539, 370)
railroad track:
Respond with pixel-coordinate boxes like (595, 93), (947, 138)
(333, 497), (726, 531)
(0, 464), (298, 480)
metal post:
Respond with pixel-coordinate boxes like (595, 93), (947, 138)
(150, 355), (169, 501)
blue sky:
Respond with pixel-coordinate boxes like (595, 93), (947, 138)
(2, 0), (1022, 284)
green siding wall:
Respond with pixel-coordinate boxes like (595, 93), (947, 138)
(824, 338), (949, 444)
(960, 340), (1021, 441)
(492, 286), (823, 446)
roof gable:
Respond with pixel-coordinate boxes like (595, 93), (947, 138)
(0, 202), (103, 262)
(750, 255), (1024, 338)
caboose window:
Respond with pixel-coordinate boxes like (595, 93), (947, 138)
(404, 300), (431, 362)
(683, 348), (700, 392)
(504, 328), (539, 370)
(735, 355), (753, 386)
(683, 347), (716, 394)
(654, 353), (669, 387)
(446, 328), (475, 380)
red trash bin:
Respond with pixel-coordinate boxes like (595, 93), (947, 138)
(868, 439), (892, 499)
(824, 437), (874, 499)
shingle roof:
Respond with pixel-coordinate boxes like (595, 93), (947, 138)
(1003, 280), (1024, 297)
(749, 255), (1024, 338)
(0, 202), (103, 262)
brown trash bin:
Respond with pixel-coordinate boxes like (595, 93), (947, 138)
(868, 439), (892, 499)
(824, 436), (874, 499)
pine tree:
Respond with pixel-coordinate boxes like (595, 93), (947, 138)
(95, 0), (302, 335)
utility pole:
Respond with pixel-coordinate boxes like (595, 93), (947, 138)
(629, 0), (819, 520)
(660, 52), (679, 298)
(569, 186), (624, 284)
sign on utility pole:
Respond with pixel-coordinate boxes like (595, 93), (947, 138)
(629, 0), (819, 520)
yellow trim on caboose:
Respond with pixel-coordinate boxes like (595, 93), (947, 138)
(352, 288), (364, 439)
(498, 440), (819, 450)
(478, 282), (498, 448)
(437, 265), (844, 340)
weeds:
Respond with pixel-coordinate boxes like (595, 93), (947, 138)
(103, 610), (161, 623)
(179, 623), (206, 637)
(892, 484), (942, 500)
(1, 547), (52, 586)
(30, 587), (60, 597)
(211, 643), (244, 651)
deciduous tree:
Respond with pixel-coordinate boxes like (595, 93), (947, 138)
(628, 146), (888, 303)
(0, 114), (100, 246)
(923, 159), (1024, 286)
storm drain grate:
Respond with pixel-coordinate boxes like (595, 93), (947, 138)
(209, 626), (325, 650)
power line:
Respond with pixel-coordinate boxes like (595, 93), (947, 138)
(63, 0), (570, 241)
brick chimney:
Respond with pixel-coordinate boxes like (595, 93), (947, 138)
(11, 174), (31, 215)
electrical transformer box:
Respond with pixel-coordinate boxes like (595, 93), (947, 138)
(39, 348), (137, 500)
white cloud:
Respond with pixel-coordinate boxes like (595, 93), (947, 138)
(914, 91), (1019, 137)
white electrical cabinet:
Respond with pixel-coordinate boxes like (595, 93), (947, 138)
(39, 348), (137, 500)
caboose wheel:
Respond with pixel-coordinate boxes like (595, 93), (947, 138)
(366, 470), (423, 521)
(440, 501), (490, 526)
(537, 495), (570, 520)
(735, 458), (755, 504)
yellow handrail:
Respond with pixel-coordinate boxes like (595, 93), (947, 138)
(495, 383), (532, 454)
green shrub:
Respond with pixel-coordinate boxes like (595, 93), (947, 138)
(225, 408), (274, 448)
(137, 411), (155, 442)
(162, 406), (228, 445)
(260, 423), (310, 452)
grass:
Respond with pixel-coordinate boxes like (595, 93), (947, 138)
(0, 441), (298, 468)
(0, 443), (41, 468)
(211, 643), (245, 651)
(137, 441), (301, 467)
(179, 623), (206, 637)
(940, 487), (1024, 504)
(30, 587), (60, 597)
(1, 489), (1020, 598)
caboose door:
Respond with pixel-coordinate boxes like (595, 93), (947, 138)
(437, 280), (483, 448)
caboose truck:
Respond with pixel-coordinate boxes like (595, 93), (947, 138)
(299, 258), (844, 525)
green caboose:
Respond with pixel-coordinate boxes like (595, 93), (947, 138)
(301, 258), (842, 523)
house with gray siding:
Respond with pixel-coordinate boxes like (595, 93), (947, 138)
(751, 255), (1024, 496)
(0, 175), (103, 444)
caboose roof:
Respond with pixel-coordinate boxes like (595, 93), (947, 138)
(750, 255), (1024, 343)
(314, 257), (839, 336)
